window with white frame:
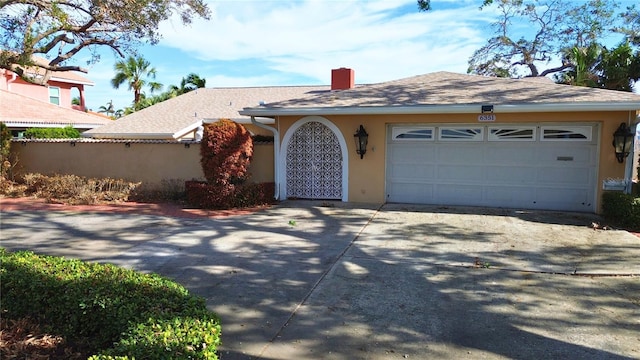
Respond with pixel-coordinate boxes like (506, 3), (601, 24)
(391, 126), (435, 141)
(541, 126), (592, 141)
(49, 87), (60, 105)
(488, 127), (536, 141)
(438, 127), (483, 141)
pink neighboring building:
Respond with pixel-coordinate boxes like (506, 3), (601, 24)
(1, 58), (94, 111)
(1, 59), (110, 136)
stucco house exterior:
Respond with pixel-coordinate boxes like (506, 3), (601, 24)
(1, 60), (110, 136)
(1, 57), (94, 111)
(1, 90), (111, 136)
(239, 69), (640, 213)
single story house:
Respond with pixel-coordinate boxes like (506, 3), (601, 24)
(238, 69), (640, 213)
(83, 86), (330, 140)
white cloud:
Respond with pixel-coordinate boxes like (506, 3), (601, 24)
(84, 0), (495, 111)
(157, 0), (491, 83)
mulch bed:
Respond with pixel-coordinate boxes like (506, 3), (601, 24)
(0, 317), (85, 360)
(0, 197), (271, 219)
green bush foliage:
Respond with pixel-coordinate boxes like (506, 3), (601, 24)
(1, 122), (11, 178)
(601, 191), (640, 230)
(0, 249), (221, 359)
(186, 181), (275, 209)
(24, 126), (81, 139)
(21, 173), (140, 204)
(200, 119), (253, 186)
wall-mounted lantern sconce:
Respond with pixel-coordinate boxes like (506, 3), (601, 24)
(70, 141), (76, 147)
(612, 122), (634, 163)
(125, 142), (131, 148)
(354, 125), (368, 159)
(481, 105), (494, 113)
(184, 143), (190, 149)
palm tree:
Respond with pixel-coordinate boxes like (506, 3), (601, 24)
(597, 42), (640, 92)
(97, 100), (115, 117)
(168, 73), (207, 96)
(111, 55), (163, 106)
(556, 44), (602, 87)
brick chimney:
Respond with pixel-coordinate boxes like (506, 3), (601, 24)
(331, 68), (355, 90)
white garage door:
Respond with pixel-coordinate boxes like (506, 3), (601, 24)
(386, 124), (598, 212)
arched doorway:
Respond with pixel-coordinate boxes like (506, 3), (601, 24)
(281, 117), (348, 201)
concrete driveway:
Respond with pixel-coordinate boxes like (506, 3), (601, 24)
(1, 200), (639, 359)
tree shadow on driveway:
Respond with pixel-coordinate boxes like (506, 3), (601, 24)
(1, 201), (639, 359)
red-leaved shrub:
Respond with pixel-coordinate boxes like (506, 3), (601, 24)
(187, 119), (275, 209)
(200, 119), (253, 187)
(186, 181), (275, 209)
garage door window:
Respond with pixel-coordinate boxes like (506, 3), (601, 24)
(439, 127), (483, 141)
(541, 126), (591, 141)
(488, 127), (536, 141)
(392, 127), (434, 141)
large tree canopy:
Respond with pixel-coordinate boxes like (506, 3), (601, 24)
(0, 0), (210, 82)
(468, 0), (617, 78)
(419, 1), (640, 91)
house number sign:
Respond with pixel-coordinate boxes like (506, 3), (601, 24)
(478, 114), (496, 122)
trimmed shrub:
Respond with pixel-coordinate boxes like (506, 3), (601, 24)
(601, 191), (640, 230)
(188, 119), (275, 209)
(0, 249), (221, 359)
(200, 119), (253, 186)
(24, 126), (81, 139)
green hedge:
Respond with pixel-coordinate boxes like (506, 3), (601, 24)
(24, 125), (81, 139)
(0, 249), (221, 359)
(601, 191), (640, 230)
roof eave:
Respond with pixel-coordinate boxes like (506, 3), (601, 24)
(3, 121), (106, 128)
(82, 132), (175, 140)
(48, 76), (94, 86)
(173, 120), (203, 140)
(240, 102), (640, 117)
(202, 116), (275, 124)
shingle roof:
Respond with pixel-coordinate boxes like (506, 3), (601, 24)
(84, 85), (330, 140)
(1, 90), (111, 128)
(240, 71), (640, 116)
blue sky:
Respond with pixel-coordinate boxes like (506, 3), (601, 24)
(79, 0), (630, 112)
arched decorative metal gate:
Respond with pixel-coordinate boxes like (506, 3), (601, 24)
(285, 121), (343, 199)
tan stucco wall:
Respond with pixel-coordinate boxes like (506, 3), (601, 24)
(249, 143), (274, 183)
(277, 111), (635, 212)
(10, 141), (275, 191)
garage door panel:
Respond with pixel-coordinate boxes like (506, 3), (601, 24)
(390, 164), (435, 179)
(438, 165), (484, 181)
(536, 187), (590, 207)
(438, 146), (485, 164)
(436, 184), (483, 203)
(391, 145), (436, 162)
(485, 186), (535, 203)
(386, 124), (597, 212)
(486, 166), (537, 183)
(389, 183), (434, 203)
(486, 147), (537, 163)
(537, 167), (591, 184)
(537, 146), (596, 164)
